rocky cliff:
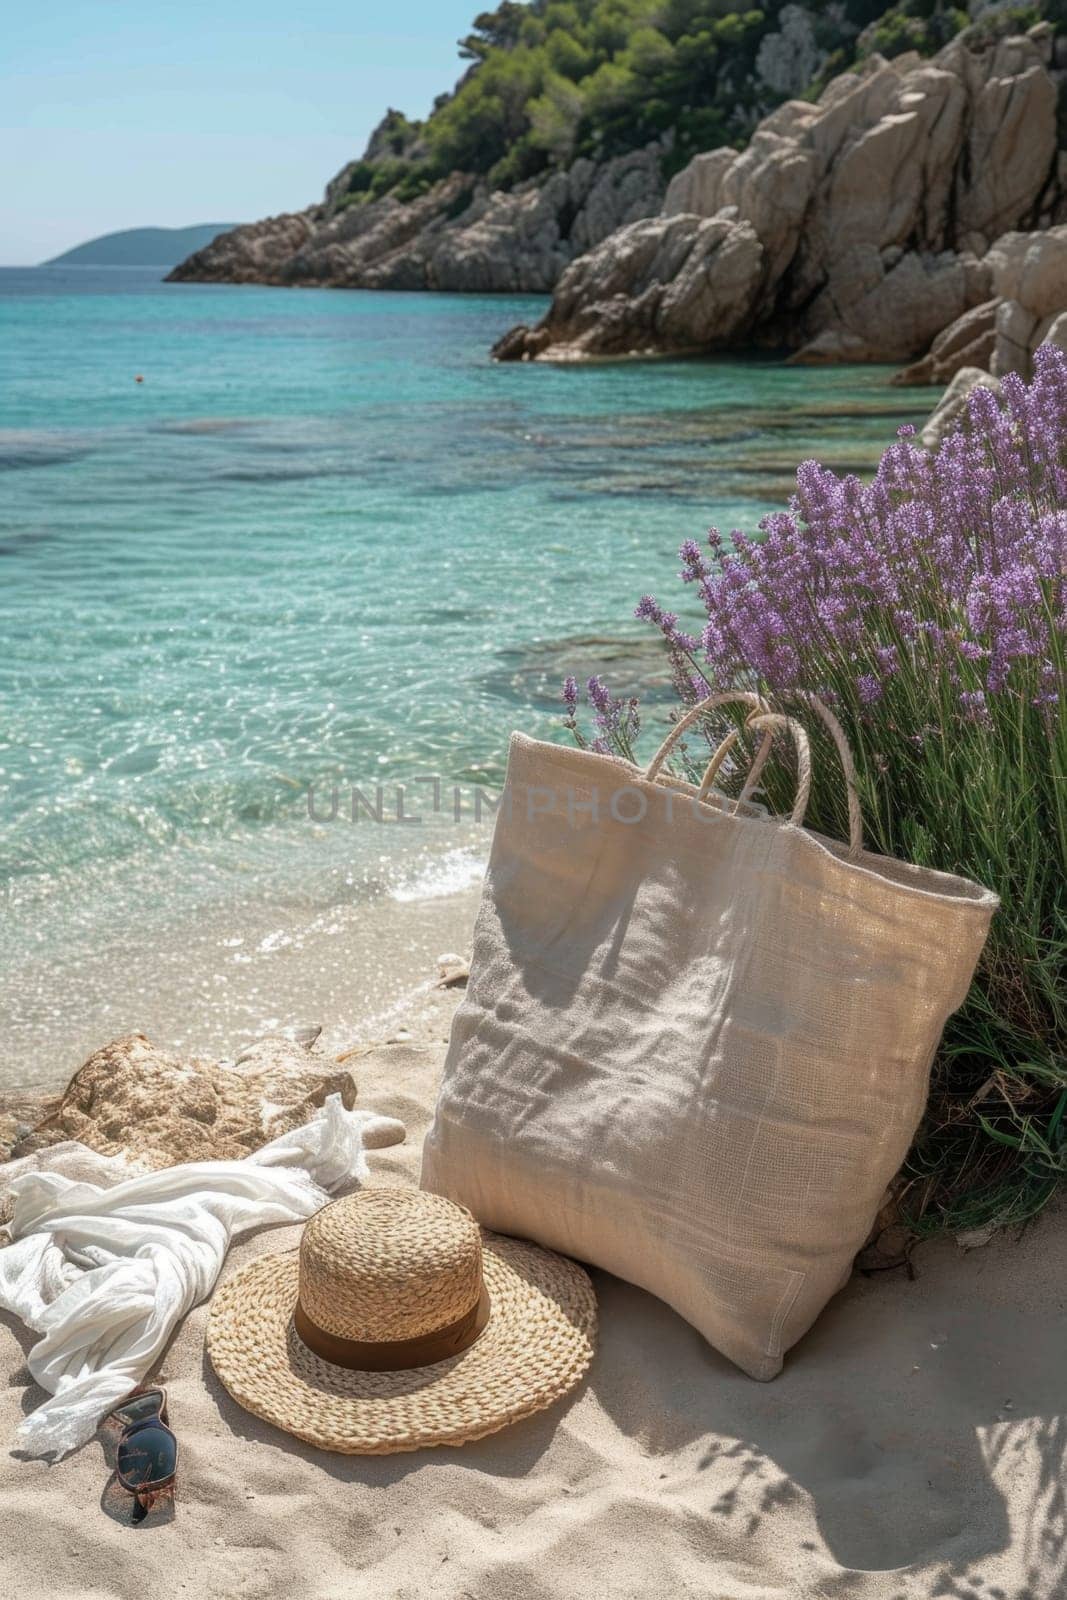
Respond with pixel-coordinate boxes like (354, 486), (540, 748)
(494, 26), (1067, 374)
(168, 144), (666, 294)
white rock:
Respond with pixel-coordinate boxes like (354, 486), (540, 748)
(920, 366), (1001, 450)
(991, 298), (1039, 377)
(1039, 310), (1067, 355)
(662, 148), (736, 218)
(1017, 225), (1067, 320)
(495, 33), (1058, 364)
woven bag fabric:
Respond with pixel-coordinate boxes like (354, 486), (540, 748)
(421, 709), (998, 1378)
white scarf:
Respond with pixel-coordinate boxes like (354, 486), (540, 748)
(0, 1095), (403, 1457)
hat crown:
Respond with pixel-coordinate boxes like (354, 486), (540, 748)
(298, 1188), (483, 1343)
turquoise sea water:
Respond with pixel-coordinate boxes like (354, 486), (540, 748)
(0, 266), (928, 1083)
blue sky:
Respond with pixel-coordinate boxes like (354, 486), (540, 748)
(2, 2), (482, 263)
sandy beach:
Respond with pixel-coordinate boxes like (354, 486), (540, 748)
(1, 911), (1064, 1600)
(4, 5), (1066, 1593)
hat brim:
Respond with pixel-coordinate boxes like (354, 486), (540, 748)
(206, 1230), (596, 1454)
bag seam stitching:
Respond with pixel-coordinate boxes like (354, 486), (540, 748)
(765, 1268), (806, 1365)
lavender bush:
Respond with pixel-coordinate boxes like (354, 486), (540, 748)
(566, 344), (1067, 1235)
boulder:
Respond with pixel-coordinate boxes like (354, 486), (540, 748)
(11, 1032), (360, 1169)
(493, 215), (764, 362)
(987, 228), (1053, 306)
(794, 248), (991, 363)
(784, 329), (872, 365)
(0, 1114), (15, 1160)
(716, 130), (820, 297)
(1013, 226), (1067, 320)
(897, 224), (1067, 383)
(168, 211), (316, 284)
(945, 36), (1057, 243)
(992, 299), (1039, 377)
(656, 221), (766, 352)
(919, 367), (1001, 450)
(824, 91), (951, 249)
(490, 321), (550, 362)
(493, 35), (1063, 364)
(893, 299), (998, 385)
(977, 226), (1067, 377)
(1040, 310), (1067, 356)
(1028, 20), (1055, 67)
(662, 148), (737, 217)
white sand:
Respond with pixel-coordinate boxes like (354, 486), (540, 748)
(2, 1011), (1065, 1600)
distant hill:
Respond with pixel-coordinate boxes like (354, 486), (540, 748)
(45, 225), (242, 268)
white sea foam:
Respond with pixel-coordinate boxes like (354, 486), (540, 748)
(388, 847), (486, 904)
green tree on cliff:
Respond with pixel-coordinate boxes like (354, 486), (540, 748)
(338, 0), (1059, 203)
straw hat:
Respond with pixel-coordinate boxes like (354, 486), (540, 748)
(207, 1187), (596, 1453)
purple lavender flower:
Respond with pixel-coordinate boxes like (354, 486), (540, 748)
(670, 345), (1067, 711)
(566, 345), (1066, 773)
(582, 675), (640, 758)
(960, 688), (990, 724)
(587, 675), (614, 720)
(636, 594), (698, 653)
(679, 539), (710, 583)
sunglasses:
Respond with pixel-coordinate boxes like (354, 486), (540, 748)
(104, 1387), (178, 1524)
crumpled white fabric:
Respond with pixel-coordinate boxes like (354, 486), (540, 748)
(0, 1142), (142, 1196)
(0, 1094), (404, 1458)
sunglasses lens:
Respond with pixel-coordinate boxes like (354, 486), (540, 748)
(111, 1390), (165, 1427)
(117, 1423), (176, 1489)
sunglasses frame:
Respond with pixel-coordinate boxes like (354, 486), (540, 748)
(106, 1386), (179, 1509)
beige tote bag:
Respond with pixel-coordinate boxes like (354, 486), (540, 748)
(421, 696), (998, 1378)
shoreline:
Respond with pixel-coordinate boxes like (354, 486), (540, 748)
(0, 876), (482, 1112)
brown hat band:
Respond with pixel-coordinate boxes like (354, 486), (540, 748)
(293, 1286), (491, 1372)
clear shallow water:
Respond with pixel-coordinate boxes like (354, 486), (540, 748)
(0, 266), (928, 1084)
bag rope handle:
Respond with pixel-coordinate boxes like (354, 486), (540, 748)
(699, 714), (812, 828)
(645, 691), (771, 783)
(698, 725), (775, 811)
(645, 688), (864, 859)
(787, 692), (864, 859)
(697, 728), (767, 806)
